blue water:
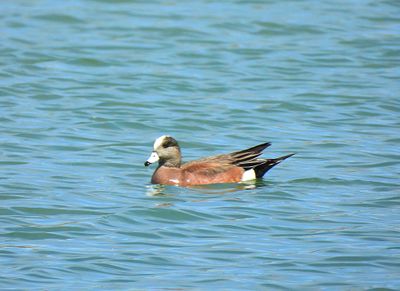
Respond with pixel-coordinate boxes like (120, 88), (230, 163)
(1, 0), (399, 289)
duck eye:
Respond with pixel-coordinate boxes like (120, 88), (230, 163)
(161, 137), (177, 148)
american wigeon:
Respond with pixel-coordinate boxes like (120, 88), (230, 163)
(144, 135), (294, 186)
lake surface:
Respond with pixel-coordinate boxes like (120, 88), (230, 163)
(1, 0), (399, 289)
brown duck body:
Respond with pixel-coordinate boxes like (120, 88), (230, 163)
(145, 135), (294, 186)
(151, 162), (244, 186)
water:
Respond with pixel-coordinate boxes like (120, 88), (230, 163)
(1, 0), (399, 289)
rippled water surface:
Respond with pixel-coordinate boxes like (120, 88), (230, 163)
(1, 0), (400, 289)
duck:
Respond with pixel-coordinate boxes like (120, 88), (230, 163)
(144, 135), (294, 186)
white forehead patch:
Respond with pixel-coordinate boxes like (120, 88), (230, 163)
(153, 135), (169, 150)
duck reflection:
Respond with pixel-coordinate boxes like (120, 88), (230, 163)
(145, 179), (268, 197)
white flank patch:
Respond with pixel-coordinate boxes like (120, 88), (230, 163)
(169, 179), (179, 185)
(153, 135), (169, 150)
(146, 151), (160, 164)
(241, 169), (256, 181)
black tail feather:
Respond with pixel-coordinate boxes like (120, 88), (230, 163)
(253, 153), (295, 178)
(231, 142), (271, 157)
(229, 142), (271, 166)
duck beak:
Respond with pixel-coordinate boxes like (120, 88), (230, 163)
(144, 151), (159, 167)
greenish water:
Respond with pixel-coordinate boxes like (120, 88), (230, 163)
(1, 0), (399, 289)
